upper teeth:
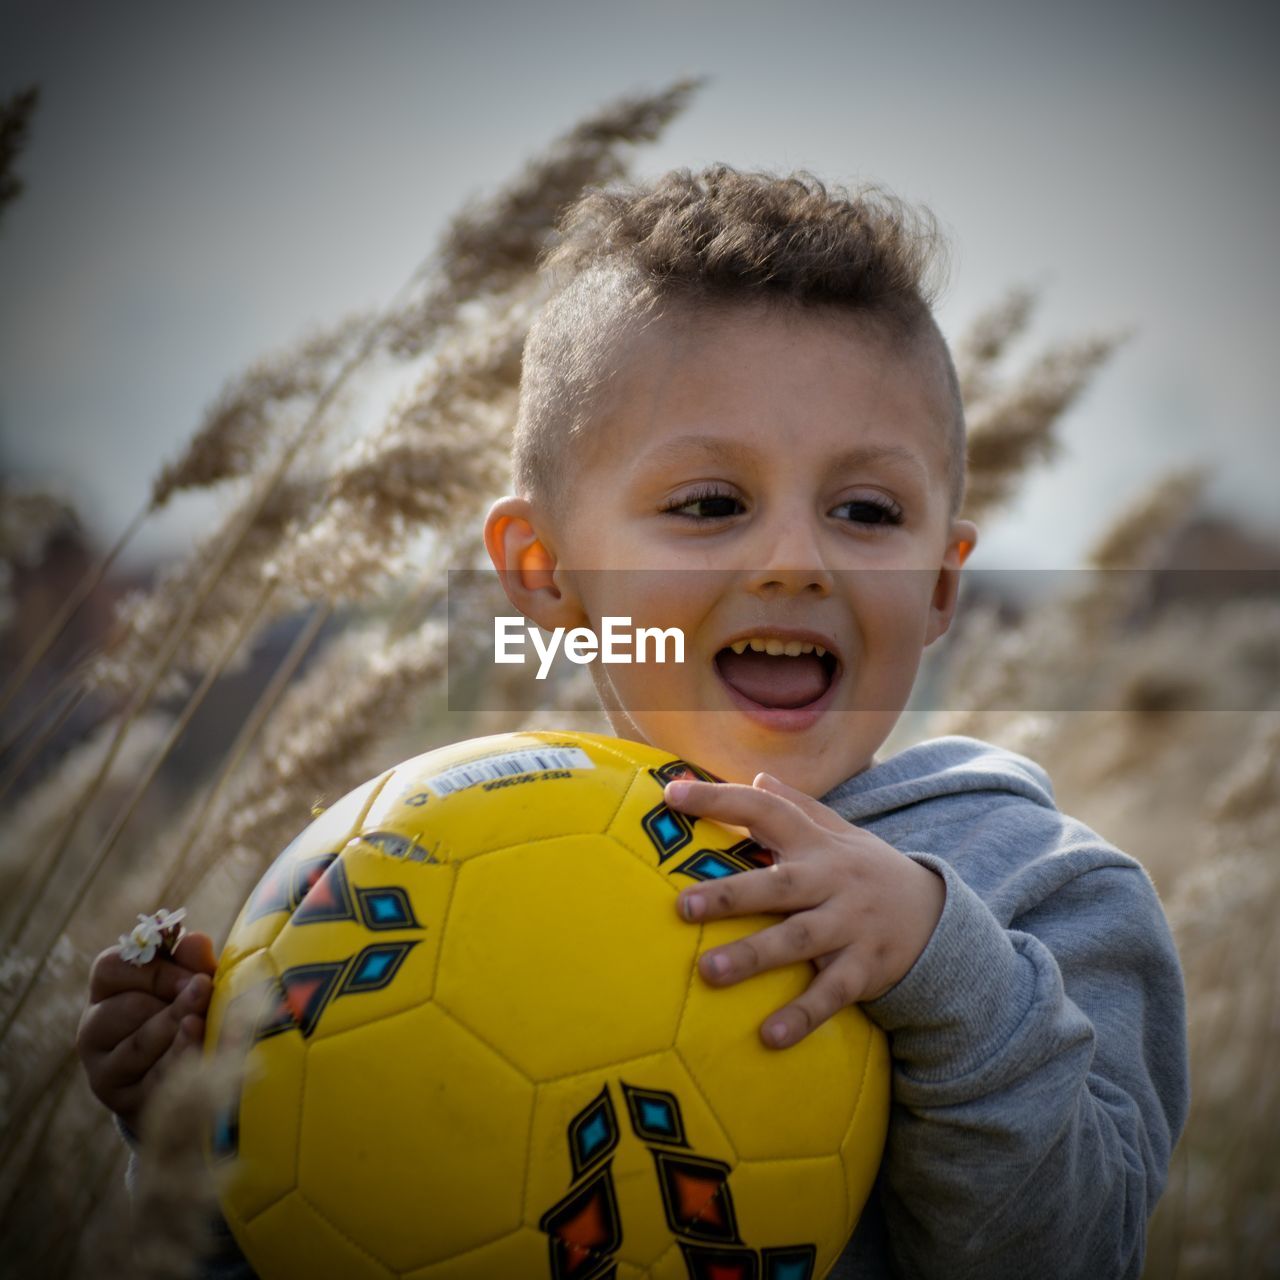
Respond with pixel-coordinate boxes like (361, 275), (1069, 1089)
(729, 638), (827, 658)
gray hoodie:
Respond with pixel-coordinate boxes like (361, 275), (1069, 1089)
(824, 735), (1188, 1278)
(115, 734), (1189, 1279)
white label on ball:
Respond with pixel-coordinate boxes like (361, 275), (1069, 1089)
(424, 747), (596, 796)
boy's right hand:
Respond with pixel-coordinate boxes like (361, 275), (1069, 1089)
(76, 930), (218, 1137)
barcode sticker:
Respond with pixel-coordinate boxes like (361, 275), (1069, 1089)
(424, 746), (595, 796)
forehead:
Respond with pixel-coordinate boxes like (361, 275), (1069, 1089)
(584, 298), (955, 481)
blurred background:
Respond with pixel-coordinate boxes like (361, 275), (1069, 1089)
(1, 2), (1277, 1276)
(3, 0), (1278, 570)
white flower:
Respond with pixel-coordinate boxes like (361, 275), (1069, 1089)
(118, 914), (163, 966)
(116, 906), (188, 966)
(153, 906), (187, 952)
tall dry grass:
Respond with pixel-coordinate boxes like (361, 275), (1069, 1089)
(1, 74), (1276, 1279)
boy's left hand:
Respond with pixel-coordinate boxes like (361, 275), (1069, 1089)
(664, 772), (945, 1049)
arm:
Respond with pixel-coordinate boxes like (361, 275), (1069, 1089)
(863, 854), (1189, 1280)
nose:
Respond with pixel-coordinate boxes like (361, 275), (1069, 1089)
(742, 512), (834, 599)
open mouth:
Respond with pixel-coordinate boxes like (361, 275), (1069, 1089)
(714, 636), (840, 710)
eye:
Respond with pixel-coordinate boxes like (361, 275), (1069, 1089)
(830, 496), (903, 527)
(660, 486), (745, 521)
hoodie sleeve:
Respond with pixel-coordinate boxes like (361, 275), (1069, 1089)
(855, 849), (1189, 1280)
(113, 1112), (261, 1280)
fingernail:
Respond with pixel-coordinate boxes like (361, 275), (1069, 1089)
(766, 1020), (788, 1046)
(665, 780), (690, 804)
(175, 974), (192, 993)
(706, 952), (729, 977)
(682, 893), (704, 921)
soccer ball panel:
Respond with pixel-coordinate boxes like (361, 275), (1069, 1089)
(240, 1189), (392, 1280)
(401, 1228), (548, 1279)
(300, 1002), (534, 1272)
(204, 949), (301, 1224)
(526, 1052), (734, 1274)
(676, 923), (873, 1161)
(362, 731), (639, 861)
(264, 839), (456, 1042)
(730, 1155), (849, 1275)
(221, 769), (395, 972)
(437, 837), (698, 1081)
(839, 1026), (892, 1233)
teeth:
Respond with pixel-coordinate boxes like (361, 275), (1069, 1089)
(728, 637), (831, 657)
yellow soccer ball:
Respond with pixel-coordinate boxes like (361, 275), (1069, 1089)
(205, 730), (889, 1280)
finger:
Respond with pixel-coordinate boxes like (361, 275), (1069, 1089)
(101, 977), (211, 1085)
(696, 906), (841, 986)
(759, 959), (862, 1050)
(663, 779), (818, 856)
(76, 991), (168, 1056)
(171, 1012), (207, 1058)
(677, 858), (820, 923)
(170, 931), (217, 976)
(752, 772), (851, 836)
(88, 939), (212, 1004)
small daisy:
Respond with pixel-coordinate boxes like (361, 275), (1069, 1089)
(117, 906), (188, 966)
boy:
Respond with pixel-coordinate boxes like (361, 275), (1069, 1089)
(78, 164), (1189, 1278)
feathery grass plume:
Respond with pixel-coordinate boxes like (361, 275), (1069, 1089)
(1150, 711), (1280, 1276)
(1069, 465), (1210, 639)
(149, 306), (376, 510)
(0, 711), (174, 936)
(962, 332), (1127, 522)
(34, 76), (705, 721)
(0, 484), (79, 567)
(0, 483), (79, 635)
(0, 84), (39, 224)
(952, 283), (1037, 407)
(198, 620), (449, 885)
(386, 75), (709, 358)
(85, 478), (325, 700)
(264, 285), (535, 602)
(131, 1008), (252, 1280)
(1087, 465), (1210, 571)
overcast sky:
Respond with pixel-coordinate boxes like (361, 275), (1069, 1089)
(1, 0), (1277, 569)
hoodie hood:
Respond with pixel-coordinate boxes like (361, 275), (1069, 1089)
(819, 734), (1058, 826)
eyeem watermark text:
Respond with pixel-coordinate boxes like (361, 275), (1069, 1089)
(494, 616), (685, 679)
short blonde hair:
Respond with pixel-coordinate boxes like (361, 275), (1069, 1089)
(513, 163), (965, 517)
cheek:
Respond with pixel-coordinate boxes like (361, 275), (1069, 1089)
(848, 570), (935, 649)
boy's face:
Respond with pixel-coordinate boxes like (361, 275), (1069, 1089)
(489, 302), (976, 797)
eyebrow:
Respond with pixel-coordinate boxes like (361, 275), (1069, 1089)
(639, 433), (930, 483)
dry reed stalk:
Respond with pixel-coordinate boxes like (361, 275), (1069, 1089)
(86, 478), (324, 700)
(4, 78), (701, 749)
(0, 576), (275, 1056)
(80, 77), (700, 710)
(962, 332), (1127, 522)
(1151, 712), (1280, 1275)
(130, 1009), (252, 1280)
(934, 465), (1215, 742)
(1087, 465), (1210, 571)
(263, 287), (533, 602)
(0, 485), (78, 568)
(149, 308), (376, 510)
(0, 711), (173, 941)
(385, 75), (708, 357)
(177, 620), (450, 920)
(157, 602), (334, 910)
(952, 284), (1037, 408)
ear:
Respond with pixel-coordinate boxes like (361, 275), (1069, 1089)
(924, 518), (978, 646)
(483, 496), (585, 631)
